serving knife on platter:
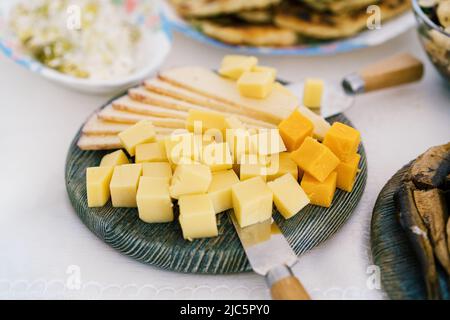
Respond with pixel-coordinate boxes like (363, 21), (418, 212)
(230, 213), (310, 300)
(286, 52), (424, 118)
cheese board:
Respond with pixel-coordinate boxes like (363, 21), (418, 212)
(66, 57), (368, 274)
(66, 105), (367, 274)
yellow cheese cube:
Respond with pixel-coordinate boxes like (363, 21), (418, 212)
(100, 150), (129, 167)
(267, 174), (310, 219)
(303, 78), (324, 109)
(202, 142), (233, 172)
(186, 109), (226, 135)
(137, 177), (173, 223)
(239, 154), (272, 181)
(165, 133), (202, 165)
(323, 122), (361, 162)
(278, 110), (314, 152)
(226, 129), (252, 162)
(207, 169), (240, 214)
(225, 116), (246, 130)
(86, 166), (114, 207)
(135, 141), (167, 163)
(169, 164), (212, 199)
(142, 162), (172, 184)
(336, 153), (361, 192)
(179, 194), (218, 240)
(249, 129), (286, 156)
(231, 176), (273, 228)
(290, 137), (339, 183)
(237, 71), (274, 99)
(267, 152), (298, 181)
(252, 65), (277, 81)
(110, 164), (142, 207)
(118, 120), (156, 156)
(219, 55), (258, 80)
(301, 172), (337, 208)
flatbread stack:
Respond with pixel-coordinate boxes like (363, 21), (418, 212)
(168, 0), (411, 46)
(78, 66), (302, 150)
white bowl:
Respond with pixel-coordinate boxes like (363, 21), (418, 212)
(0, 0), (172, 94)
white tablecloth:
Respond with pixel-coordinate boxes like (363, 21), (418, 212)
(1, 29), (449, 300)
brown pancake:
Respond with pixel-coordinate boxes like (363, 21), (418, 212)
(170, 0), (281, 17)
(301, 0), (381, 14)
(274, 0), (411, 39)
(196, 20), (298, 46)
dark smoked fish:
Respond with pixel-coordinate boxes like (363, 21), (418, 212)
(410, 143), (450, 190)
(413, 189), (450, 277)
(395, 182), (441, 299)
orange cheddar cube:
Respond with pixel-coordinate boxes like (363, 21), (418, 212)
(336, 153), (361, 192)
(301, 172), (337, 207)
(323, 122), (360, 162)
(278, 110), (314, 152)
(290, 137), (339, 182)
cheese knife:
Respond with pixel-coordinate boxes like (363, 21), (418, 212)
(286, 52), (424, 118)
(230, 213), (310, 300)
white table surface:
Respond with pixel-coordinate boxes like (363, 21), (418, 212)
(0, 28), (449, 300)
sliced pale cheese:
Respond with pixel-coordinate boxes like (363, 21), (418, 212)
(145, 78), (237, 114)
(297, 105), (331, 141)
(98, 105), (185, 128)
(131, 86), (273, 129)
(112, 96), (187, 119)
(129, 87), (203, 113)
(77, 134), (122, 150)
(159, 67), (298, 124)
(82, 115), (131, 135)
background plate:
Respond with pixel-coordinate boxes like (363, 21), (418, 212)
(371, 163), (450, 299)
(0, 0), (172, 93)
(162, 3), (415, 56)
(65, 100), (367, 274)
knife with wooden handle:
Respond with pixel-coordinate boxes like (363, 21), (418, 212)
(230, 213), (310, 300)
(342, 52), (424, 95)
(287, 53), (424, 119)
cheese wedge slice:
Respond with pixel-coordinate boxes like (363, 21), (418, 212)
(131, 86), (273, 129)
(145, 78), (238, 114)
(77, 134), (122, 150)
(82, 115), (132, 135)
(297, 105), (331, 141)
(159, 67), (298, 124)
(112, 96), (187, 119)
(98, 105), (185, 128)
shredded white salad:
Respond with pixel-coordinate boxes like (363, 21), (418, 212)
(9, 0), (144, 80)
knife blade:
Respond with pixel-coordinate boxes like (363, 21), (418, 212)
(230, 212), (310, 300)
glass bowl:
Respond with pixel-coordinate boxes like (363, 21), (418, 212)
(412, 0), (450, 82)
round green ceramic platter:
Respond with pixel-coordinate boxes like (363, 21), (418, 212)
(65, 94), (368, 274)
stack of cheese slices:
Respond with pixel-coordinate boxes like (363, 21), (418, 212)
(83, 55), (362, 241)
(78, 63), (330, 150)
